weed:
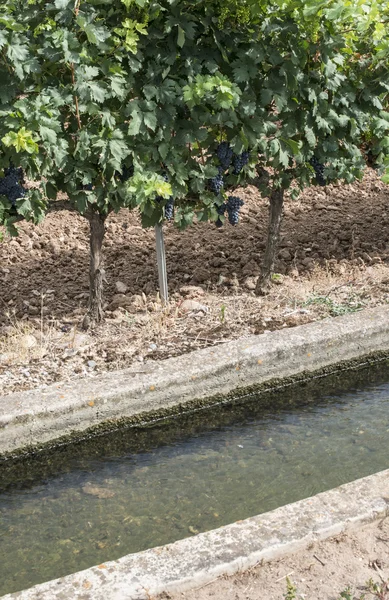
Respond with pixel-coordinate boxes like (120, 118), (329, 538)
(284, 577), (297, 600)
(302, 293), (364, 317)
(366, 578), (389, 600)
(284, 578), (389, 600)
(338, 586), (360, 600)
(219, 304), (226, 323)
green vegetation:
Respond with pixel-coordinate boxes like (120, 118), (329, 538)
(284, 576), (389, 600)
(1, 0), (389, 320)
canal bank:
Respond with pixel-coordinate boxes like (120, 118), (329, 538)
(2, 305), (389, 458)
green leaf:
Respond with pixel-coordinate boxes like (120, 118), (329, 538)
(39, 125), (57, 145)
(304, 127), (316, 148)
(283, 138), (301, 155)
(158, 142), (169, 161)
(260, 88), (273, 106)
(177, 26), (185, 48)
(144, 112), (157, 131)
(128, 111), (143, 135)
(269, 138), (280, 156)
(278, 146), (289, 168)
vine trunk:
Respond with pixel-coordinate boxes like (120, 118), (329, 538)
(255, 188), (285, 296)
(86, 211), (107, 325)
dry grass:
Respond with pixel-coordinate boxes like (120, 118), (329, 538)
(1, 261), (389, 395)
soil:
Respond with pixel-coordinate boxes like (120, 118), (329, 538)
(1, 168), (389, 395)
(163, 516), (389, 600)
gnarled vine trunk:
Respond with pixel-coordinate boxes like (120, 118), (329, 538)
(255, 188), (284, 296)
(86, 210), (107, 325)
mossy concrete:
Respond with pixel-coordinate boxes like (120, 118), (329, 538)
(2, 468), (388, 599)
(1, 305), (389, 457)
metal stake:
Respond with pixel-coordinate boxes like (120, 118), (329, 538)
(155, 224), (169, 305)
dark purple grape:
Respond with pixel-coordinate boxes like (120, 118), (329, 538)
(215, 202), (227, 228)
(232, 151), (250, 175)
(0, 166), (26, 206)
(309, 156), (326, 186)
(209, 166), (224, 195)
(117, 164), (134, 182)
(226, 195), (244, 226)
(165, 197), (174, 221)
(216, 142), (234, 170)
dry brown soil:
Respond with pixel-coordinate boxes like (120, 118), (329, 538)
(1, 169), (389, 394)
(163, 517), (389, 600)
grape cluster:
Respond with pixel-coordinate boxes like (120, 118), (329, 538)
(0, 166), (26, 207)
(164, 197), (175, 221)
(215, 202), (227, 228)
(118, 164), (134, 183)
(82, 183), (93, 191)
(226, 195), (244, 225)
(309, 156), (326, 186)
(216, 142), (234, 170)
(232, 151), (250, 175)
(209, 166), (224, 195)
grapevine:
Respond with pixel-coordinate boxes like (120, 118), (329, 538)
(0, 0), (388, 319)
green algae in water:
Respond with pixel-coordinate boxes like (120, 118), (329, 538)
(1, 364), (389, 596)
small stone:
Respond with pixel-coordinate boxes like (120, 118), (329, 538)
(87, 360), (97, 369)
(302, 257), (315, 268)
(244, 277), (257, 291)
(188, 525), (199, 535)
(180, 299), (209, 314)
(278, 248), (292, 261)
(62, 348), (78, 360)
(115, 281), (128, 294)
(210, 257), (226, 268)
(108, 294), (133, 310)
(20, 334), (37, 350)
(82, 484), (115, 499)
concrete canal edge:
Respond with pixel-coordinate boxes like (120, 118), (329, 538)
(2, 305), (389, 456)
(2, 469), (389, 600)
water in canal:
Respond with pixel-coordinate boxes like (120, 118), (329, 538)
(1, 363), (389, 595)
